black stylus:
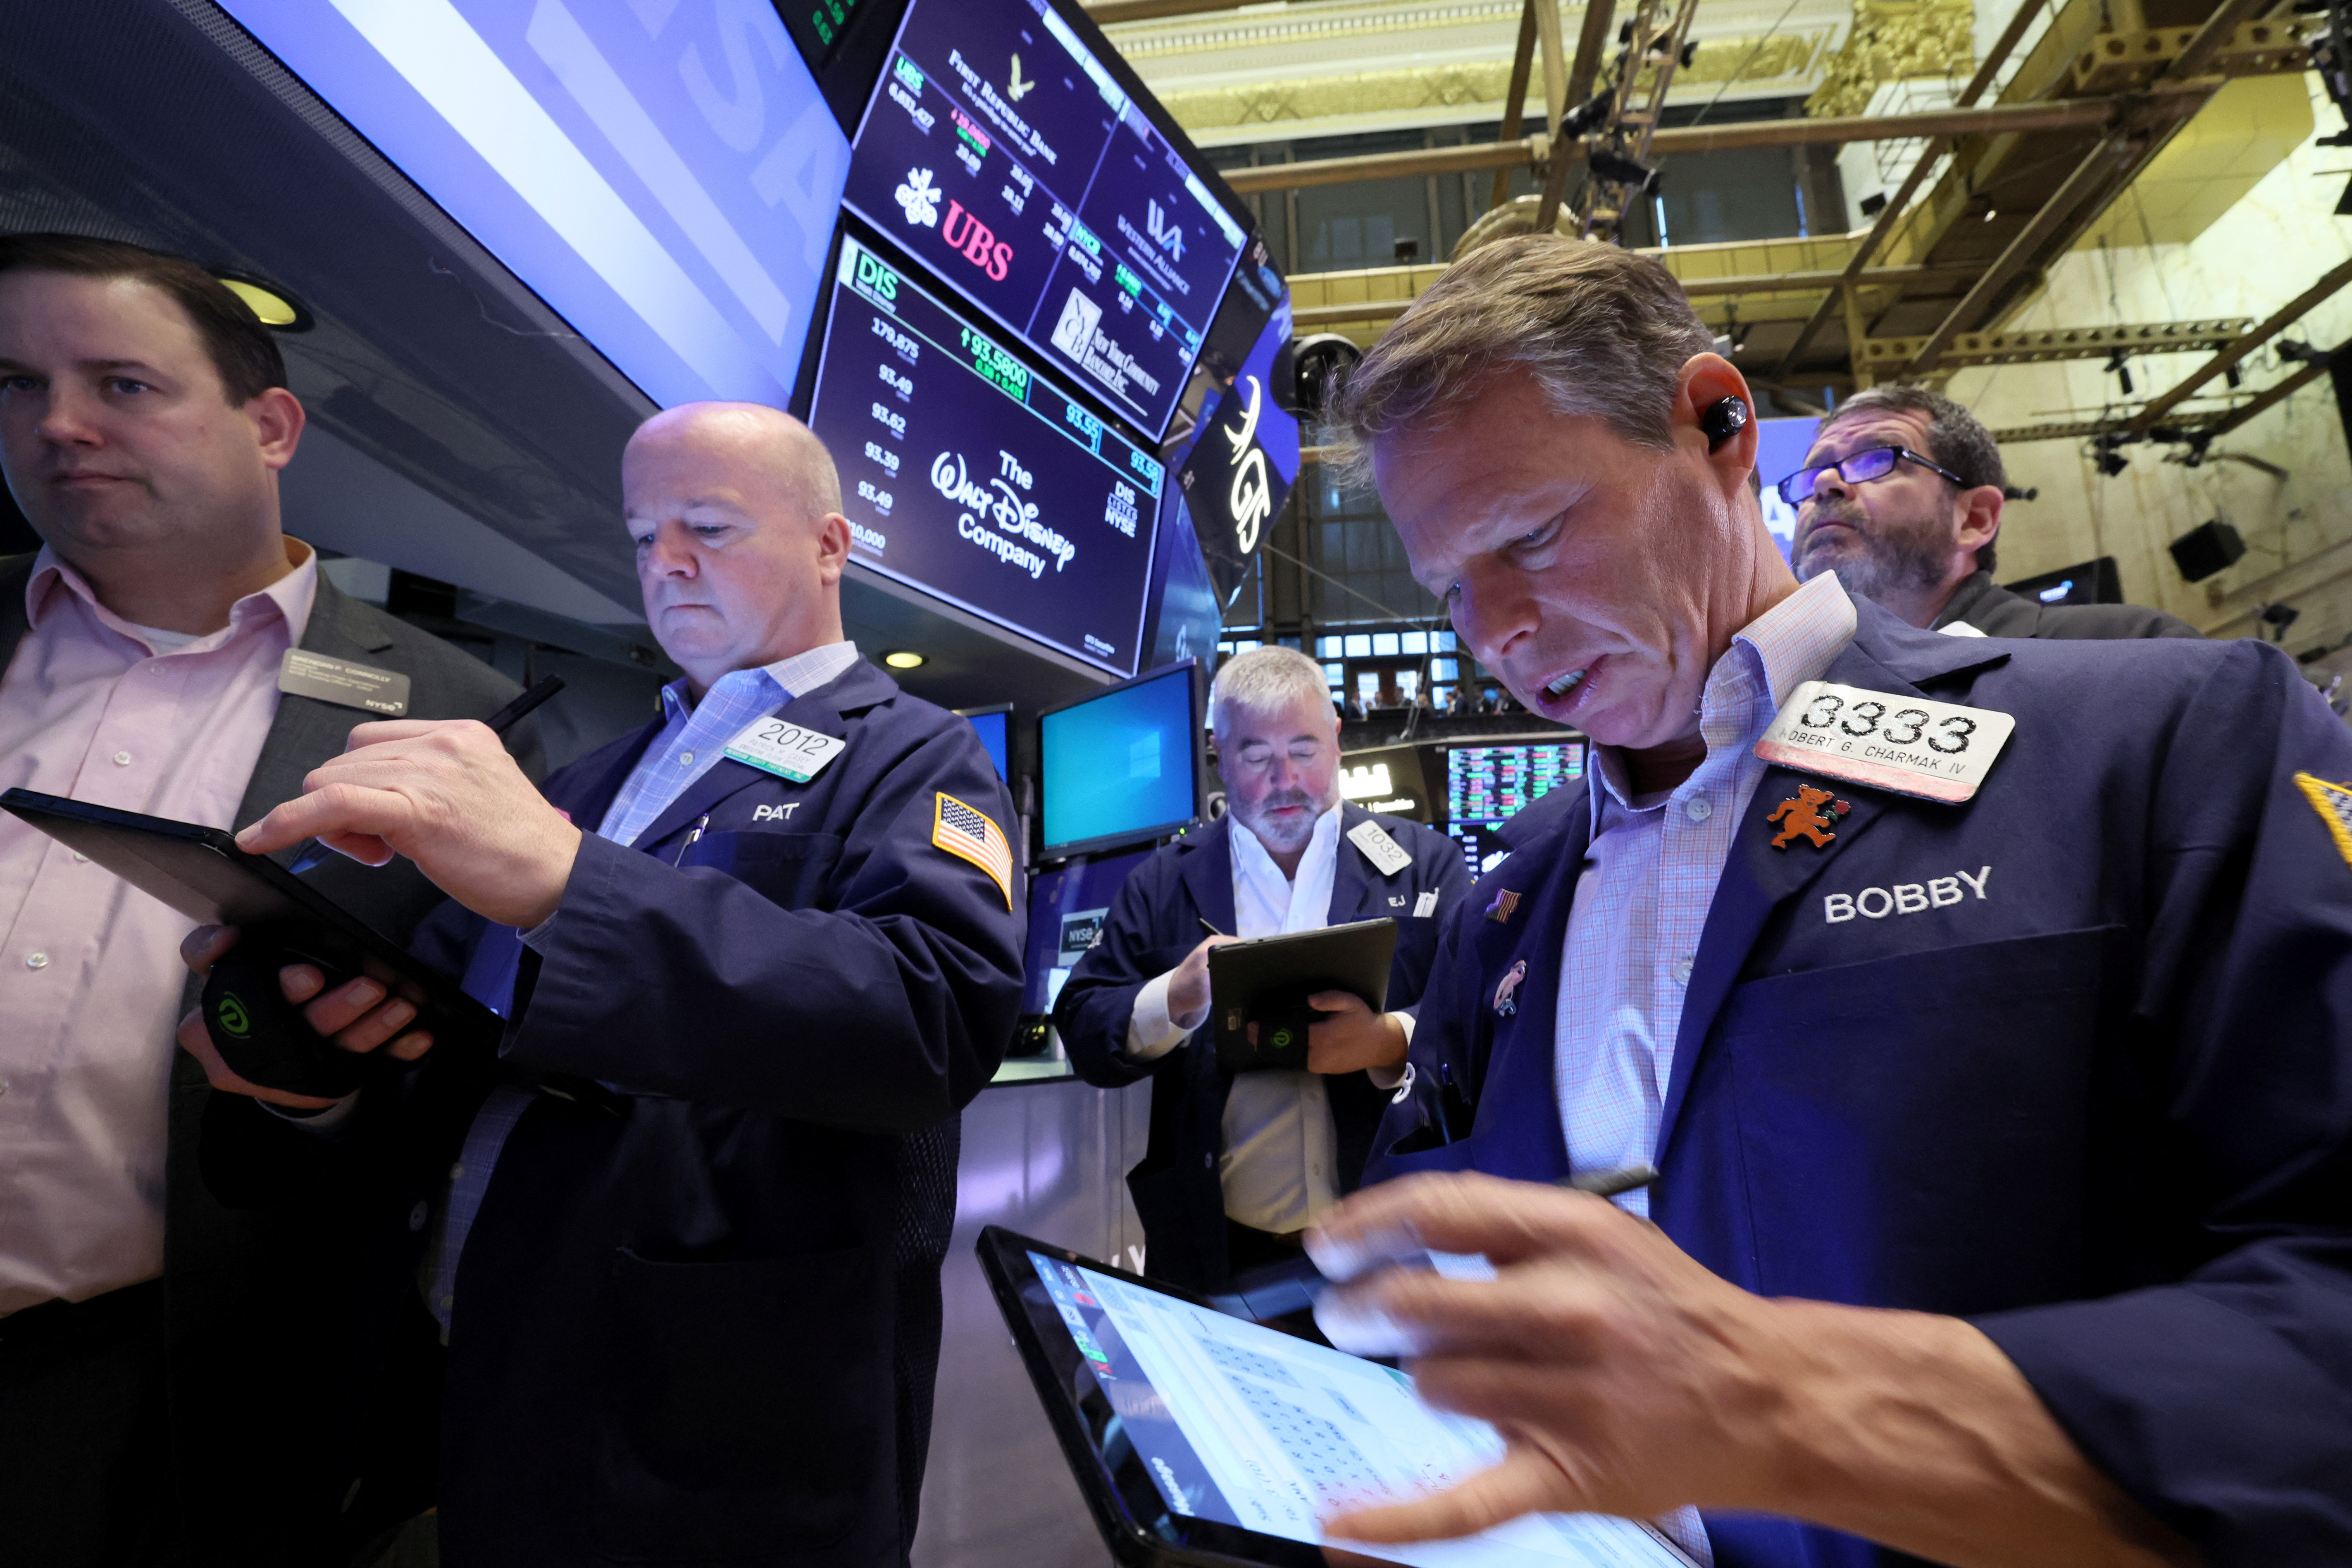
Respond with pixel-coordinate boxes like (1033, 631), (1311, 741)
(285, 674), (566, 876)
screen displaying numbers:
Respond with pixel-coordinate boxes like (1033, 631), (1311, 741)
(1445, 743), (1588, 824)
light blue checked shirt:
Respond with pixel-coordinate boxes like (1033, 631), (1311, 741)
(419, 641), (862, 1334)
(1553, 574), (1855, 1568)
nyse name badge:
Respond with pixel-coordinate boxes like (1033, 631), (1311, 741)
(724, 716), (848, 784)
(278, 649), (411, 716)
(1347, 819), (1413, 877)
(934, 792), (1014, 909)
(1754, 681), (2016, 804)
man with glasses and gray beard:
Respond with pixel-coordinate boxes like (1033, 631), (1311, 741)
(1784, 385), (2197, 639)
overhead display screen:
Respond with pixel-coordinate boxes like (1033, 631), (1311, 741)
(808, 233), (1163, 677)
(219, 0), (847, 411)
(841, 0), (1248, 438)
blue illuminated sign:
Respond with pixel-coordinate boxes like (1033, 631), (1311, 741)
(220, 0), (848, 410)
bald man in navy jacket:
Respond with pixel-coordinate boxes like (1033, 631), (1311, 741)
(177, 405), (1022, 1567)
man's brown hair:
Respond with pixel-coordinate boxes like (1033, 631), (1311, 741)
(1327, 235), (1717, 481)
(1818, 383), (2007, 575)
(0, 233), (286, 405)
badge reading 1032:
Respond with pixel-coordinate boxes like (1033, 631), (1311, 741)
(1754, 680), (2015, 804)
(724, 715), (846, 784)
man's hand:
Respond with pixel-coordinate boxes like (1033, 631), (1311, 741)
(174, 925), (435, 1108)
(1165, 933), (1239, 1030)
(1306, 1173), (2195, 1568)
(236, 719), (581, 929)
(1305, 990), (1406, 1075)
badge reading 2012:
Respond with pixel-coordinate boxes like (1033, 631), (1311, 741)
(1754, 680), (2014, 804)
(724, 716), (846, 784)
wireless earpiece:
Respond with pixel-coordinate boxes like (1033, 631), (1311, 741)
(1701, 395), (1749, 452)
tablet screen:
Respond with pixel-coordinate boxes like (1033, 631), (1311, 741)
(1023, 1249), (1693, 1567)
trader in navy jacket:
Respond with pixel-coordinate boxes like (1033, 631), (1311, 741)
(1295, 236), (2351, 1568)
(1056, 647), (1471, 1291)
(175, 403), (1023, 1566)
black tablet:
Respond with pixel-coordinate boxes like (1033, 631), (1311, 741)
(976, 1224), (1699, 1568)
(1208, 919), (1398, 1074)
(0, 787), (500, 1048)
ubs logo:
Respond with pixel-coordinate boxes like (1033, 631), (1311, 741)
(941, 200), (1013, 281)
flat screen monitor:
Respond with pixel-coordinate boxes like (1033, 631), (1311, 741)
(220, 0), (847, 412)
(955, 703), (1012, 781)
(808, 230), (1164, 677)
(1443, 741), (1587, 825)
(1020, 843), (1154, 1015)
(840, 0), (1249, 438)
(1445, 819), (1512, 881)
(1755, 415), (1823, 564)
(1040, 659), (1198, 858)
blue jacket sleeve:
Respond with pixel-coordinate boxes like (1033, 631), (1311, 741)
(1973, 641), (2352, 1563)
(1054, 854), (1177, 1091)
(498, 722), (1023, 1132)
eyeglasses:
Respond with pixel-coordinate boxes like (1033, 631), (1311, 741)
(1776, 446), (1968, 506)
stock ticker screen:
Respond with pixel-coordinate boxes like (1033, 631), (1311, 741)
(1444, 742), (1588, 877)
(841, 0), (1248, 438)
(807, 232), (1164, 677)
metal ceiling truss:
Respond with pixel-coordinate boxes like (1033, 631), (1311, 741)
(1858, 319), (2255, 371)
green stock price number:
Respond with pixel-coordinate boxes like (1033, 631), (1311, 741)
(960, 327), (1029, 400)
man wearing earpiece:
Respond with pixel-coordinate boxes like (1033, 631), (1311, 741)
(1292, 236), (2352, 1567)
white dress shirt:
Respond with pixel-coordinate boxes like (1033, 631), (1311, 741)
(1127, 804), (1350, 1234)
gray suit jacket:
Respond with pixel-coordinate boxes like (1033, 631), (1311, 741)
(1932, 570), (2204, 640)
(0, 550), (542, 1567)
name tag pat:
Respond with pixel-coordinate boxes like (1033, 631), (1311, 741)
(1755, 680), (2013, 803)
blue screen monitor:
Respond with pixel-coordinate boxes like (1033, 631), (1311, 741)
(1755, 416), (1823, 564)
(808, 230), (1163, 677)
(1443, 741), (1587, 825)
(956, 703), (1012, 781)
(220, 0), (847, 411)
(1040, 659), (1198, 858)
(841, 0), (1249, 438)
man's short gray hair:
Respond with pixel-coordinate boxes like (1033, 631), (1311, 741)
(1210, 647), (1335, 736)
(1327, 235), (1716, 482)
(1820, 384), (2007, 574)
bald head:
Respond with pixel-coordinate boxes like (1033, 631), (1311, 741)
(624, 401), (853, 696)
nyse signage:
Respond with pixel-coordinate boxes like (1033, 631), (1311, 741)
(808, 236), (1163, 677)
(220, 0), (848, 410)
(1180, 297), (1299, 603)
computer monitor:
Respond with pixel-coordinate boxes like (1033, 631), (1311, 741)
(955, 703), (1013, 781)
(839, 0), (1251, 439)
(1039, 659), (1199, 859)
(805, 229), (1164, 678)
(1443, 741), (1587, 825)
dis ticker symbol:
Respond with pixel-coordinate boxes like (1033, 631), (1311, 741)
(1007, 53), (1035, 101)
(214, 993), (253, 1039)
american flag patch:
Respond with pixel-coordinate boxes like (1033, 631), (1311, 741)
(2295, 772), (2352, 867)
(933, 793), (1013, 909)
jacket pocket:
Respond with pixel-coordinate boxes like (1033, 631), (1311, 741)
(678, 831), (845, 911)
(589, 1244), (894, 1563)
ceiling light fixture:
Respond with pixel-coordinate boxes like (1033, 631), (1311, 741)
(214, 272), (314, 332)
(883, 650), (926, 669)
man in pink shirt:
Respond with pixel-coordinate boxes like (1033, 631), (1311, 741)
(0, 234), (538, 1568)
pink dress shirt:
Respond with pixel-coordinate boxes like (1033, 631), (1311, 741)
(0, 542), (317, 1316)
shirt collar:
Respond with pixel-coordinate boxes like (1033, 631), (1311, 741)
(660, 639), (860, 724)
(26, 537), (319, 654)
(1588, 572), (1857, 817)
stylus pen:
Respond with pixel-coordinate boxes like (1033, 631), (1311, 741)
(1198, 917), (1227, 938)
(1558, 1162), (1659, 1200)
(286, 674), (567, 877)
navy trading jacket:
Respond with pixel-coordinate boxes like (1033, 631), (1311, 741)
(205, 658), (1023, 1568)
(1373, 604), (2352, 1568)
(1057, 807), (1471, 1288)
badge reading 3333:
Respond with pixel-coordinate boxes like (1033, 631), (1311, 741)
(1754, 680), (2015, 804)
